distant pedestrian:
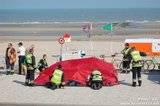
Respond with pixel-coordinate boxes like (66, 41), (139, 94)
(5, 43), (12, 74)
(17, 42), (25, 75)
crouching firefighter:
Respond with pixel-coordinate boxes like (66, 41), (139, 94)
(87, 70), (103, 90)
(131, 47), (142, 87)
(46, 65), (65, 90)
(25, 48), (36, 86)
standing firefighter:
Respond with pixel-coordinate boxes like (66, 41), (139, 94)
(25, 48), (36, 86)
(46, 64), (65, 90)
(130, 47), (142, 87)
(87, 70), (103, 90)
(121, 43), (132, 73)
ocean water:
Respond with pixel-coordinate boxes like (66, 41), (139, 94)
(0, 8), (160, 24)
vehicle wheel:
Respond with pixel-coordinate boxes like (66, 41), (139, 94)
(145, 60), (155, 71)
(118, 61), (123, 73)
(141, 60), (149, 72)
(113, 60), (122, 73)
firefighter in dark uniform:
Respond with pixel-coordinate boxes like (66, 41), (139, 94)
(37, 54), (48, 72)
(87, 70), (103, 90)
(24, 48), (36, 86)
(130, 47), (142, 87)
(121, 43), (132, 73)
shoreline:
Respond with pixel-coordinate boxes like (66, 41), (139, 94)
(0, 34), (159, 42)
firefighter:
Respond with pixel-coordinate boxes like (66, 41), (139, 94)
(24, 48), (36, 86)
(130, 47), (142, 87)
(46, 64), (65, 90)
(87, 70), (103, 90)
(37, 54), (48, 72)
(121, 43), (132, 73)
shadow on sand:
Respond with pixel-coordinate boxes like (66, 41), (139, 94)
(143, 70), (160, 84)
(13, 80), (26, 86)
(0, 70), (6, 75)
(119, 80), (132, 87)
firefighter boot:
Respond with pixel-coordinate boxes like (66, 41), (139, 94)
(138, 80), (142, 86)
(132, 82), (136, 87)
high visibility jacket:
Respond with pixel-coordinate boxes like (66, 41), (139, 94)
(131, 51), (142, 67)
(92, 70), (102, 81)
(121, 48), (131, 59)
(25, 53), (32, 64)
(51, 69), (63, 85)
(25, 53), (36, 70)
(122, 48), (131, 55)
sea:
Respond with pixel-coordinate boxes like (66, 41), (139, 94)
(0, 8), (160, 24)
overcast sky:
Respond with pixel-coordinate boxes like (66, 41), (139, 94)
(0, 0), (160, 9)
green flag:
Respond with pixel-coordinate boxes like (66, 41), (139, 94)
(103, 24), (113, 31)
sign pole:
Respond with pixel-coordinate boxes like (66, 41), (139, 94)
(58, 37), (65, 61)
(60, 44), (63, 61)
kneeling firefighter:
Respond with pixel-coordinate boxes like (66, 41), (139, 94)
(25, 48), (36, 86)
(87, 70), (103, 90)
(47, 64), (65, 90)
(130, 47), (142, 87)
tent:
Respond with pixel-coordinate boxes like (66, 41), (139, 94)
(34, 57), (118, 86)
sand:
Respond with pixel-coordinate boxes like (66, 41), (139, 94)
(0, 70), (160, 106)
(0, 22), (160, 105)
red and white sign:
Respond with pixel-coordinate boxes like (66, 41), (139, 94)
(63, 33), (71, 42)
(58, 37), (65, 44)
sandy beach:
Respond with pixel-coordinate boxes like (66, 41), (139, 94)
(0, 22), (160, 106)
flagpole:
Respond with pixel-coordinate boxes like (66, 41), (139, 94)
(110, 23), (113, 55)
(89, 22), (94, 56)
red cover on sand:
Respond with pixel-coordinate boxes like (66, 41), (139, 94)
(34, 57), (118, 86)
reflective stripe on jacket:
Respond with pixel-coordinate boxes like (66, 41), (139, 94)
(131, 51), (142, 67)
(51, 69), (63, 85)
(92, 70), (102, 81)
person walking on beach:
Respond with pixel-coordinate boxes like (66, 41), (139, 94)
(130, 47), (142, 87)
(121, 43), (132, 73)
(25, 48), (36, 86)
(46, 64), (65, 90)
(5, 43), (17, 75)
(17, 42), (26, 75)
(37, 54), (48, 72)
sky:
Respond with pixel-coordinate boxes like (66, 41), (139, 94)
(0, 0), (160, 9)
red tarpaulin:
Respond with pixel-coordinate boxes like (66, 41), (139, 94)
(34, 57), (118, 86)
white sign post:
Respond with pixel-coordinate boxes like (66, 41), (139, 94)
(58, 37), (65, 61)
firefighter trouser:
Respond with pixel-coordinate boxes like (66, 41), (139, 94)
(26, 70), (35, 82)
(123, 60), (131, 69)
(132, 67), (142, 82)
(46, 82), (63, 90)
(90, 80), (103, 90)
(18, 56), (25, 74)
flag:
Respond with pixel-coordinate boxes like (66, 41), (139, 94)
(103, 23), (113, 31)
(82, 23), (92, 33)
(63, 33), (71, 42)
